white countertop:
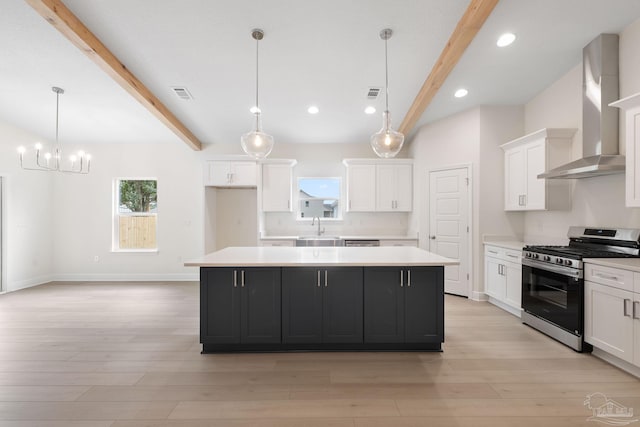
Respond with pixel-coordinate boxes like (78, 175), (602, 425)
(185, 246), (458, 267)
(583, 258), (640, 273)
(483, 239), (526, 251)
(260, 235), (418, 241)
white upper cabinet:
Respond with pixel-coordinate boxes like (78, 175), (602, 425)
(261, 161), (295, 212)
(611, 92), (640, 207)
(500, 128), (575, 211)
(204, 160), (257, 187)
(376, 163), (412, 212)
(343, 159), (413, 212)
(345, 163), (376, 212)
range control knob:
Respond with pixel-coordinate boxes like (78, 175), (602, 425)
(525, 252), (530, 258)
(533, 253), (540, 259)
(543, 255), (551, 262)
(556, 258), (563, 264)
(565, 259), (573, 266)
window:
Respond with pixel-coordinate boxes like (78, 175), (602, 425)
(114, 179), (157, 251)
(298, 177), (341, 219)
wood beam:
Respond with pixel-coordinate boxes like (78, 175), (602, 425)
(25, 0), (203, 151)
(398, 0), (499, 136)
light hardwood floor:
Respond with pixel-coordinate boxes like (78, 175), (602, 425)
(0, 281), (638, 426)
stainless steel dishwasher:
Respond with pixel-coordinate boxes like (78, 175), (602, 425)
(344, 239), (380, 247)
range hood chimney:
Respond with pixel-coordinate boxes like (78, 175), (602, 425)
(538, 34), (624, 179)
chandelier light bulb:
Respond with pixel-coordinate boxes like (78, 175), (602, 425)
(17, 146), (26, 154)
(34, 142), (43, 150)
(78, 150), (85, 158)
(44, 152), (52, 160)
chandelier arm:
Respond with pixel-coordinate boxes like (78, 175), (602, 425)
(255, 35), (259, 112)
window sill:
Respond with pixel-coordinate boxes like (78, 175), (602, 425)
(111, 249), (159, 254)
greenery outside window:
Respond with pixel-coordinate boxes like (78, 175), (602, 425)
(114, 178), (158, 251)
(298, 177), (341, 219)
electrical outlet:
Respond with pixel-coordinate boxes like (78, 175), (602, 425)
(94, 256), (99, 262)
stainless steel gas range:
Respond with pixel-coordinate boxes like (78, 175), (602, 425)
(521, 226), (640, 352)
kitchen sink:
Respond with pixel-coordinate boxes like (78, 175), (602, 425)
(295, 237), (344, 247)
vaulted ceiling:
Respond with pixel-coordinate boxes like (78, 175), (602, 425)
(2, 0), (640, 150)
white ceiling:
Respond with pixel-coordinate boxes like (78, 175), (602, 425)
(2, 0), (640, 149)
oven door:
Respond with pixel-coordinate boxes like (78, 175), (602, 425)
(521, 259), (583, 335)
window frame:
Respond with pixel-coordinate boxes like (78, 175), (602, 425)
(112, 177), (159, 253)
(296, 176), (343, 221)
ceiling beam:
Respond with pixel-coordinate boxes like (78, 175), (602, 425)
(399, 0), (499, 136)
(24, 0), (203, 151)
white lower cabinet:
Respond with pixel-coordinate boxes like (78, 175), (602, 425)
(484, 244), (522, 316)
(584, 263), (639, 366)
(259, 239), (295, 247)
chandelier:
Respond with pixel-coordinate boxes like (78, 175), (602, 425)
(18, 86), (91, 174)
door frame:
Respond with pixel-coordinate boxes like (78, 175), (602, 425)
(0, 175), (5, 293)
(426, 163), (473, 298)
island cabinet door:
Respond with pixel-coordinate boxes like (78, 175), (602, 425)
(363, 267), (405, 343)
(240, 268), (281, 344)
(282, 268), (323, 343)
(322, 267), (363, 343)
(404, 267), (444, 343)
(200, 268), (240, 344)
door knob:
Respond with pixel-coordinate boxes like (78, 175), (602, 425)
(430, 236), (436, 240)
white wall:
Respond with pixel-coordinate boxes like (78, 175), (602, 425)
(260, 142), (413, 238)
(522, 20), (640, 242)
(0, 121), (54, 291)
(408, 106), (524, 296)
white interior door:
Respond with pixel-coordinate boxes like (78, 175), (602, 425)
(0, 177), (3, 292)
(429, 167), (470, 297)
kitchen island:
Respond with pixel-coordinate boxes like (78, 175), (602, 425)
(185, 246), (458, 353)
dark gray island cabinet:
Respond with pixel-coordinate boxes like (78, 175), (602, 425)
(187, 246), (456, 353)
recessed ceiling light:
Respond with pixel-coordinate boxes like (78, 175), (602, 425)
(497, 33), (516, 47)
(307, 106), (319, 114)
(249, 106), (261, 114)
(454, 88), (468, 98)
(365, 106), (376, 114)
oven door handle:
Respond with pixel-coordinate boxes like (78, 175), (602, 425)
(522, 257), (583, 279)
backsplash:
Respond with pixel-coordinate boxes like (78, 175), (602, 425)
(262, 212), (413, 237)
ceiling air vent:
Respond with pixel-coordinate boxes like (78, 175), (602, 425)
(367, 87), (381, 100)
(171, 86), (193, 100)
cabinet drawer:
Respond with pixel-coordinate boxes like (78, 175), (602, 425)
(260, 239), (295, 247)
(484, 245), (522, 264)
(585, 263), (634, 292)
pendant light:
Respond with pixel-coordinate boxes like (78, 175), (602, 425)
(17, 86), (91, 174)
(241, 29), (274, 159)
(370, 28), (404, 158)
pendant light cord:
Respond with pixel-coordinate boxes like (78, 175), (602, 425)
(384, 36), (389, 113)
(55, 90), (60, 143)
(255, 36), (260, 111)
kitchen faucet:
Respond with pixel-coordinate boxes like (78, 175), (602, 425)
(311, 216), (325, 236)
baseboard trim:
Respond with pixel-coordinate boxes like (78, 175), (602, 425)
(470, 291), (489, 302)
(53, 273), (199, 282)
(487, 296), (522, 318)
(592, 347), (640, 379)
(8, 274), (55, 292)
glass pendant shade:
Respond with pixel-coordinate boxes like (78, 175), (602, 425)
(241, 112), (274, 159)
(370, 28), (404, 159)
(370, 110), (404, 158)
(241, 28), (274, 159)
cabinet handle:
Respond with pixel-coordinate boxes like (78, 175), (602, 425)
(233, 270), (237, 288)
(287, 200), (290, 210)
(241, 270), (245, 288)
(400, 270), (404, 287)
(624, 298), (631, 317)
(523, 195), (526, 206)
(407, 269), (411, 287)
(324, 270), (328, 287)
(349, 200), (352, 210)
(634, 301), (639, 320)
(595, 272), (619, 281)
(317, 270), (321, 287)
(488, 250), (498, 254)
(507, 254), (518, 259)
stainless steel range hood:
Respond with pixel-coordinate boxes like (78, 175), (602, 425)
(538, 34), (624, 179)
